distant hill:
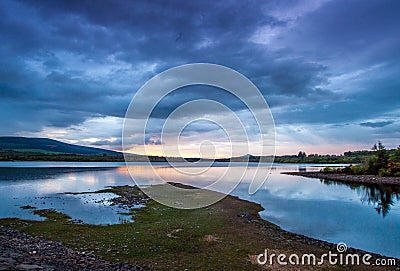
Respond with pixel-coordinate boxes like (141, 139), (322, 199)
(0, 137), (122, 156)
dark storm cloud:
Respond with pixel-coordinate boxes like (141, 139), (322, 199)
(0, 0), (399, 150)
(147, 85), (250, 119)
(360, 121), (395, 128)
(280, 0), (400, 65)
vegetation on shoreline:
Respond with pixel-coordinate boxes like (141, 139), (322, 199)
(0, 151), (199, 162)
(322, 143), (400, 177)
(0, 149), (385, 164)
(0, 151), (125, 162)
(272, 151), (370, 164)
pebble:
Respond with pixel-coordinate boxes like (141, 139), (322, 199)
(0, 226), (148, 271)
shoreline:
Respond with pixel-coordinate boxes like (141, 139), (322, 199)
(0, 226), (147, 271)
(283, 171), (400, 186)
(0, 185), (399, 270)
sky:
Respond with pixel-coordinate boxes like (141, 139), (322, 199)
(0, 0), (399, 156)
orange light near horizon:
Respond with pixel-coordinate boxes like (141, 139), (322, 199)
(123, 146), (236, 159)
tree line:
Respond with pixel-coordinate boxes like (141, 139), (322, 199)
(322, 142), (400, 177)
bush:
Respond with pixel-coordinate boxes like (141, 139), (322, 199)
(385, 161), (400, 177)
(338, 165), (354, 174)
(321, 167), (335, 173)
(350, 165), (366, 175)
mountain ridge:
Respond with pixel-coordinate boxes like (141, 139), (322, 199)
(0, 137), (122, 156)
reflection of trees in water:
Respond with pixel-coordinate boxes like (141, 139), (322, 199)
(320, 179), (400, 217)
(0, 167), (114, 181)
(356, 185), (400, 217)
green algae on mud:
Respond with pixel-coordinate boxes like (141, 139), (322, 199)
(0, 185), (398, 270)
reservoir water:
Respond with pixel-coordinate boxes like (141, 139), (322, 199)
(0, 162), (399, 258)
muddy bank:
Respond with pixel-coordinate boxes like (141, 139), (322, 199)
(283, 171), (400, 186)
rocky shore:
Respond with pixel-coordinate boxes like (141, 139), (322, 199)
(283, 171), (400, 186)
(0, 226), (147, 271)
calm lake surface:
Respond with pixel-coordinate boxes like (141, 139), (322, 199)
(0, 162), (399, 258)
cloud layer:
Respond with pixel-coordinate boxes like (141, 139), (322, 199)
(0, 0), (399, 155)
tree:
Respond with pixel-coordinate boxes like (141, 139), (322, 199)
(372, 141), (385, 152)
(297, 151), (306, 159)
(369, 141), (388, 175)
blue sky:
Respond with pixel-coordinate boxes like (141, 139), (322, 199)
(0, 0), (399, 156)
